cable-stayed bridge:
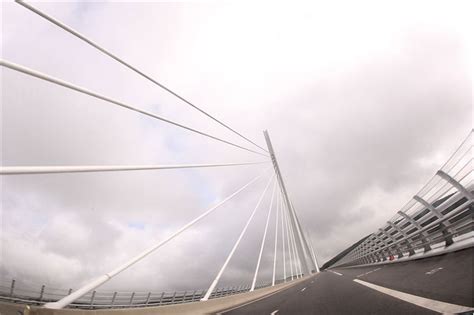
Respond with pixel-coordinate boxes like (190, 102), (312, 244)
(1, 1), (473, 314)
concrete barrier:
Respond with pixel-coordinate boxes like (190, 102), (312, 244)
(0, 274), (316, 315)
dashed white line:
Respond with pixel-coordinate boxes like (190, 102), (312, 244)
(353, 279), (474, 314)
(425, 267), (443, 275)
(217, 274), (318, 314)
(270, 310), (279, 315)
(329, 270), (343, 276)
(356, 267), (381, 278)
(301, 287), (306, 292)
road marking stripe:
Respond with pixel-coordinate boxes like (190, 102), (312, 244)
(329, 270), (343, 276)
(353, 279), (474, 314)
(270, 310), (279, 315)
(217, 274), (318, 314)
(356, 267), (381, 278)
(425, 267), (443, 275)
(301, 287), (306, 292)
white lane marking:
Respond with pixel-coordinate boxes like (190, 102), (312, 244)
(353, 279), (474, 314)
(270, 310), (279, 315)
(301, 287), (306, 292)
(356, 267), (381, 278)
(217, 274), (318, 314)
(425, 267), (443, 275)
(329, 270), (343, 276)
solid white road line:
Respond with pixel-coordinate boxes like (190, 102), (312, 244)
(301, 287), (306, 292)
(329, 270), (343, 276)
(354, 279), (474, 314)
(270, 310), (279, 315)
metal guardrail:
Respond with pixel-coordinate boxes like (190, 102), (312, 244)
(332, 131), (473, 268)
(0, 277), (294, 309)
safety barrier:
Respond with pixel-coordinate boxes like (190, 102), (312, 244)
(0, 278), (287, 309)
(332, 131), (473, 268)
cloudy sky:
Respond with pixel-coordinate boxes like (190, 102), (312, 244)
(1, 0), (472, 294)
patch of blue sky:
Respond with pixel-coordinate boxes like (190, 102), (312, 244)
(135, 101), (218, 208)
(187, 170), (218, 206)
(127, 221), (145, 230)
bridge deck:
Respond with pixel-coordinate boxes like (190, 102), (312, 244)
(223, 247), (473, 314)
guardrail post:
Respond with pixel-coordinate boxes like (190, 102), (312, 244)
(436, 170), (473, 200)
(89, 291), (96, 309)
(145, 292), (151, 306)
(182, 291), (187, 303)
(39, 285), (45, 301)
(159, 292), (165, 305)
(370, 253), (377, 263)
(191, 290), (196, 302)
(397, 211), (431, 252)
(367, 237), (386, 261)
(367, 253), (377, 264)
(413, 195), (454, 246)
(353, 245), (361, 261)
(129, 292), (135, 306)
(367, 254), (376, 264)
(355, 242), (367, 263)
(364, 238), (381, 262)
(9, 279), (15, 297)
(68, 288), (72, 295)
(371, 235), (390, 260)
(171, 291), (176, 304)
(111, 292), (117, 308)
(379, 228), (403, 258)
(387, 221), (416, 256)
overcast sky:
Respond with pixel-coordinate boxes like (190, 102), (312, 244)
(1, 0), (472, 294)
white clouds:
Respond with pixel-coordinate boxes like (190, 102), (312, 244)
(1, 0), (472, 293)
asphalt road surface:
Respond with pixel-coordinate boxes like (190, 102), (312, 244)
(221, 248), (473, 315)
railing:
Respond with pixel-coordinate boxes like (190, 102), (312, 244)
(0, 278), (293, 309)
(332, 130), (473, 268)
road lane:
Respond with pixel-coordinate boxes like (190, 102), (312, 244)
(222, 248), (473, 314)
(332, 247), (473, 306)
(223, 272), (434, 314)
